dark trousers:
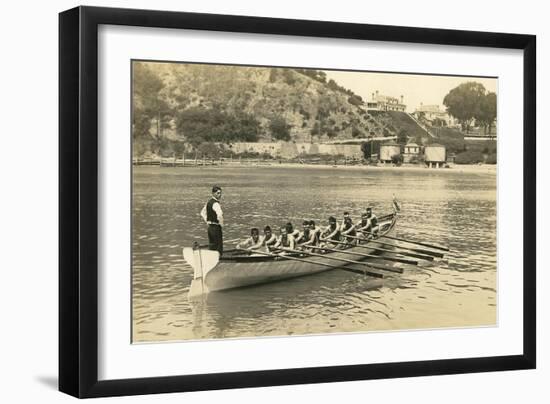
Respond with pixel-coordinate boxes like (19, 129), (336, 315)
(207, 224), (223, 256)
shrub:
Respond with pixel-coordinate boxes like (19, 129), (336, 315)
(269, 115), (291, 141)
(348, 94), (364, 106)
(485, 153), (497, 164)
(409, 155), (424, 164)
(455, 150), (485, 164)
(391, 154), (403, 166)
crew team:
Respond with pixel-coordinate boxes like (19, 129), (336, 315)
(236, 208), (379, 254)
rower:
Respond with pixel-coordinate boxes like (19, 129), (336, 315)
(363, 207), (379, 238)
(285, 222), (301, 241)
(273, 226), (295, 253)
(307, 220), (321, 247)
(263, 226), (278, 251)
(320, 216), (341, 249)
(294, 220), (311, 246)
(339, 211), (351, 230)
(355, 213), (371, 242)
(340, 215), (357, 244)
(236, 227), (264, 251)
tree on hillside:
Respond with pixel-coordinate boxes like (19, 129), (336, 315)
(361, 140), (380, 159)
(443, 82), (487, 133)
(475, 91), (497, 135)
(352, 126), (362, 138)
(347, 94), (364, 106)
(133, 63), (172, 142)
(269, 115), (291, 141)
(397, 129), (408, 145)
(327, 79), (339, 91)
(311, 122), (321, 138)
(175, 107), (260, 145)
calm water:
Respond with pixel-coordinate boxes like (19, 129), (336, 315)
(132, 165), (497, 342)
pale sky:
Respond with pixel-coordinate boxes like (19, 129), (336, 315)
(324, 70), (497, 113)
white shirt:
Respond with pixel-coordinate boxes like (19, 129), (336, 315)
(200, 197), (224, 225)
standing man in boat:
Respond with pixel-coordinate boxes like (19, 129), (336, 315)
(200, 185), (224, 255)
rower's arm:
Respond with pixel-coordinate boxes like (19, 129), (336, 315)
(200, 204), (207, 223)
(213, 202), (224, 225)
(342, 224), (356, 235)
(321, 227), (338, 241)
(249, 236), (264, 250)
(288, 235), (295, 250)
(236, 238), (251, 249)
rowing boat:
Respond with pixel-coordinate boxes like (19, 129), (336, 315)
(184, 213), (398, 298)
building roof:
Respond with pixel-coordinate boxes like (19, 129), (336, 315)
(405, 143), (419, 147)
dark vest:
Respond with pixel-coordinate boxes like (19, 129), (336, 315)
(206, 198), (219, 223)
(300, 229), (310, 243)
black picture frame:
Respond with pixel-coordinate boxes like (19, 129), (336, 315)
(59, 5), (536, 398)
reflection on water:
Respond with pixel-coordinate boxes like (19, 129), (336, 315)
(132, 165), (496, 342)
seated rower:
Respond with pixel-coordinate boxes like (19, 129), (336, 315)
(339, 211), (351, 231)
(308, 220), (322, 245)
(355, 213), (371, 242)
(362, 207), (379, 238)
(285, 222), (301, 241)
(340, 215), (357, 244)
(272, 226), (295, 253)
(320, 216), (341, 249)
(299, 220), (321, 250)
(294, 220), (311, 246)
(262, 225), (278, 251)
(236, 227), (264, 251)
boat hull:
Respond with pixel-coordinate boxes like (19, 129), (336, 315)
(186, 213), (397, 295)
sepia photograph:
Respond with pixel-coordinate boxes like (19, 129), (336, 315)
(131, 60), (497, 343)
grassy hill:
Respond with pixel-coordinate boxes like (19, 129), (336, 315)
(133, 62), (430, 157)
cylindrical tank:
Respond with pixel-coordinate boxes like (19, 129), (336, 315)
(379, 144), (401, 161)
(424, 144), (446, 162)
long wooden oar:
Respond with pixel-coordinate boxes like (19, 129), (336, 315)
(352, 235), (445, 258)
(367, 244), (434, 261)
(317, 244), (418, 266)
(235, 248), (383, 278)
(276, 247), (404, 274)
(381, 234), (449, 252)
(323, 238), (434, 261)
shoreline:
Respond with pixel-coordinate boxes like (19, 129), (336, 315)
(134, 160), (497, 175)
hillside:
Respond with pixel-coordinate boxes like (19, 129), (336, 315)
(132, 62), (429, 156)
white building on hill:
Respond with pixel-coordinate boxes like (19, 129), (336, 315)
(366, 90), (406, 112)
(414, 103), (459, 127)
